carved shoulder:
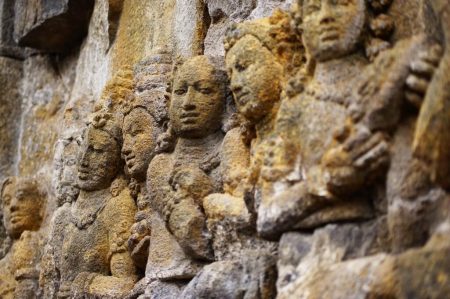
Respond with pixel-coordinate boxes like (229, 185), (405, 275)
(221, 128), (251, 196)
(105, 188), (137, 256)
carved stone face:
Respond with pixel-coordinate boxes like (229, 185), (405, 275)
(226, 35), (283, 123)
(170, 56), (225, 139)
(77, 127), (121, 191)
(2, 178), (42, 239)
(302, 0), (367, 61)
(55, 137), (81, 205)
(122, 108), (156, 180)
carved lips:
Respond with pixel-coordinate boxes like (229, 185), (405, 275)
(319, 26), (340, 42)
(235, 90), (250, 105)
(78, 168), (90, 180)
(10, 212), (25, 224)
(124, 155), (136, 169)
(180, 111), (200, 124)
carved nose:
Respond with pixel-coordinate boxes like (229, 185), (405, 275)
(231, 77), (245, 97)
(122, 141), (132, 156)
(80, 152), (89, 167)
(182, 104), (196, 112)
(320, 16), (334, 24)
(231, 82), (242, 94)
(182, 94), (196, 110)
(122, 147), (131, 156)
(9, 199), (18, 212)
(319, 4), (335, 24)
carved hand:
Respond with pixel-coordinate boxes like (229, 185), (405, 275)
(127, 217), (151, 264)
(323, 124), (390, 195)
(57, 283), (72, 299)
(260, 136), (299, 183)
(405, 43), (443, 108)
(13, 279), (38, 299)
(61, 272), (97, 298)
(170, 166), (214, 204)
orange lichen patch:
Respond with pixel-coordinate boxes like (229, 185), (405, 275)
(97, 67), (134, 112)
(111, 0), (150, 73)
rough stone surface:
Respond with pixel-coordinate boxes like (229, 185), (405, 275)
(14, 0), (95, 53)
(0, 0), (23, 58)
(0, 0), (449, 298)
(0, 57), (22, 181)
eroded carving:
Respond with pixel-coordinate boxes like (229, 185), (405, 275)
(41, 109), (137, 299)
(3, 1), (450, 298)
(0, 176), (45, 299)
(255, 0), (441, 240)
(121, 52), (173, 298)
(179, 11), (305, 299)
(142, 56), (227, 292)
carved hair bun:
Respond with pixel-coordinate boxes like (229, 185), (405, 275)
(88, 109), (123, 144)
(367, 0), (393, 12)
(225, 10), (304, 77)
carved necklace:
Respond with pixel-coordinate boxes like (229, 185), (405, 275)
(70, 192), (108, 229)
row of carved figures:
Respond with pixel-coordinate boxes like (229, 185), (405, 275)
(1, 0), (450, 298)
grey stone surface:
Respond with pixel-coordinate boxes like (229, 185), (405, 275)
(277, 220), (389, 292)
(0, 0), (449, 298)
(181, 251), (277, 299)
(0, 57), (22, 181)
(14, 0), (95, 53)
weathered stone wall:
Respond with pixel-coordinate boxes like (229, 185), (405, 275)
(0, 0), (449, 298)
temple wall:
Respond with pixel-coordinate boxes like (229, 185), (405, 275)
(0, 0), (449, 298)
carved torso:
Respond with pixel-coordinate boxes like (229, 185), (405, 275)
(57, 187), (135, 286)
(145, 132), (224, 278)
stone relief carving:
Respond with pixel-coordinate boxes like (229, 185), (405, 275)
(1, 1), (450, 298)
(254, 0), (442, 241)
(178, 10), (305, 299)
(40, 109), (137, 299)
(122, 54), (229, 299)
(53, 135), (81, 207)
(124, 53), (171, 268)
(0, 177), (45, 299)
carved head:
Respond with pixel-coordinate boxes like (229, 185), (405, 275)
(225, 11), (304, 123)
(1, 177), (44, 239)
(122, 102), (159, 181)
(301, 0), (367, 61)
(98, 68), (134, 110)
(77, 111), (122, 191)
(295, 0), (394, 61)
(54, 135), (81, 205)
(121, 54), (171, 181)
(169, 55), (227, 139)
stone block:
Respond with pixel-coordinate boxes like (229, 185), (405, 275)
(14, 0), (95, 53)
(0, 0), (23, 58)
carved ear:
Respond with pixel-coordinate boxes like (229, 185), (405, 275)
(0, 177), (14, 205)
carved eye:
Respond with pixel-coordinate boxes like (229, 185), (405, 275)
(335, 0), (351, 5)
(174, 88), (187, 95)
(235, 61), (248, 72)
(66, 158), (76, 166)
(202, 88), (213, 94)
(196, 85), (213, 94)
(3, 195), (11, 206)
(93, 147), (104, 153)
(16, 191), (25, 201)
(304, 2), (320, 14)
(131, 128), (143, 136)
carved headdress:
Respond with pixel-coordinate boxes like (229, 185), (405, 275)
(99, 67), (134, 112)
(292, 0), (395, 61)
(87, 109), (123, 146)
(224, 9), (305, 78)
(121, 51), (172, 126)
(1, 176), (45, 207)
